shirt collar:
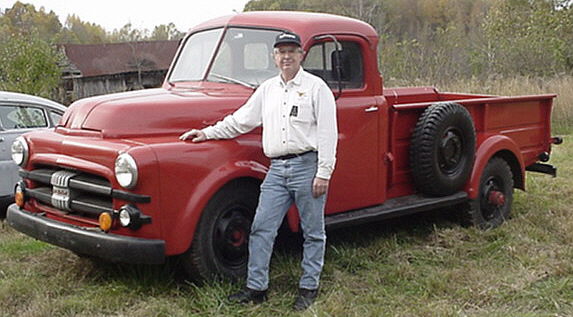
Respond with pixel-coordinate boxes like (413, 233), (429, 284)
(279, 67), (304, 87)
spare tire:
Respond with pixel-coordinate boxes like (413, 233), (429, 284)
(410, 102), (476, 196)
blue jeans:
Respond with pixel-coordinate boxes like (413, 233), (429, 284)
(246, 152), (326, 291)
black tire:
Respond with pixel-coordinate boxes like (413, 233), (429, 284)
(181, 181), (259, 282)
(410, 102), (476, 196)
(463, 157), (514, 229)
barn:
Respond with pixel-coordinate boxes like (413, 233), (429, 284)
(59, 40), (179, 104)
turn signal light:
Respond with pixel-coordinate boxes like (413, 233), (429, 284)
(99, 212), (113, 231)
(15, 183), (25, 207)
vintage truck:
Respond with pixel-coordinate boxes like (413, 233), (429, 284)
(7, 11), (561, 281)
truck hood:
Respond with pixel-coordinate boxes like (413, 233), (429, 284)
(61, 85), (252, 138)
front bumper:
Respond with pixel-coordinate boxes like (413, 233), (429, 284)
(6, 204), (165, 264)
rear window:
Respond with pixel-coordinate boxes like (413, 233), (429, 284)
(0, 105), (48, 129)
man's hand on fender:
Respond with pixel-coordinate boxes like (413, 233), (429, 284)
(312, 177), (329, 198)
(180, 129), (207, 142)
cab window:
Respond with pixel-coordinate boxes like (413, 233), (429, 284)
(304, 41), (364, 89)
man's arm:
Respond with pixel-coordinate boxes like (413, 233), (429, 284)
(179, 86), (265, 142)
(313, 81), (338, 197)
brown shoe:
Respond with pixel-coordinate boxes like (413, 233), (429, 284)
(228, 287), (268, 304)
(293, 288), (318, 311)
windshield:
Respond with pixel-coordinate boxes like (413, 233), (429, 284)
(170, 28), (223, 82)
(169, 27), (283, 87)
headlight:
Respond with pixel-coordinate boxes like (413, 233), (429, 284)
(11, 136), (29, 166)
(115, 153), (138, 189)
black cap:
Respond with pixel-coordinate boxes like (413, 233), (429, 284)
(274, 32), (302, 48)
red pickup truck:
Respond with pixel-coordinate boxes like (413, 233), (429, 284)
(7, 11), (561, 281)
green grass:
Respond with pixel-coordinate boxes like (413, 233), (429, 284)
(1, 141), (571, 317)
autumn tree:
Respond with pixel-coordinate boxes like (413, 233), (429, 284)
(56, 14), (107, 44)
(0, 34), (61, 98)
(150, 23), (184, 41)
(0, 1), (61, 41)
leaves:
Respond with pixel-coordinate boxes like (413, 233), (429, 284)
(0, 33), (61, 98)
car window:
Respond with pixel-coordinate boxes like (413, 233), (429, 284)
(0, 105), (48, 129)
(304, 41), (364, 89)
(49, 110), (63, 126)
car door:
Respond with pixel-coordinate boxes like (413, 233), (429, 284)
(0, 103), (50, 197)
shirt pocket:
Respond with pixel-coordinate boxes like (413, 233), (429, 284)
(290, 93), (313, 124)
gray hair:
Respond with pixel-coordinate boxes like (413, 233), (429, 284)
(273, 47), (305, 55)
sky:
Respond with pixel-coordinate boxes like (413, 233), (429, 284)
(0, 0), (252, 32)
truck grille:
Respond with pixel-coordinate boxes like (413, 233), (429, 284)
(20, 167), (150, 220)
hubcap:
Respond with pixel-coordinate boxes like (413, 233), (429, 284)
(481, 177), (505, 220)
(214, 208), (251, 268)
(488, 190), (506, 206)
(439, 128), (463, 174)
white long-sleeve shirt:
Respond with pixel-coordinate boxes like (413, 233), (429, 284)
(202, 67), (338, 179)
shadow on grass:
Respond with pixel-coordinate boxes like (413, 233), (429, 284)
(67, 207), (462, 289)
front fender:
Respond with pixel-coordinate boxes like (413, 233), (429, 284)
(465, 134), (524, 199)
(151, 136), (268, 255)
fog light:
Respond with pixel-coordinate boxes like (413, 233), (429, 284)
(119, 205), (142, 230)
(14, 182), (26, 207)
(99, 212), (113, 231)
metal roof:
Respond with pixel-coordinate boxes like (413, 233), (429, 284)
(60, 40), (179, 78)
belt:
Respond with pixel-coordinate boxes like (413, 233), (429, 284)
(272, 150), (316, 160)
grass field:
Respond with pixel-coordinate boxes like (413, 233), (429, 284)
(1, 78), (571, 317)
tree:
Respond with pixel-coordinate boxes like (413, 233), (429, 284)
(150, 23), (184, 41)
(0, 34), (61, 98)
(244, 0), (302, 11)
(109, 23), (149, 42)
(56, 14), (107, 44)
(480, 0), (573, 76)
(0, 1), (62, 41)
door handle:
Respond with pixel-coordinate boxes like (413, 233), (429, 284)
(365, 106), (378, 113)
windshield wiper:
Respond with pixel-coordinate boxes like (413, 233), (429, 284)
(209, 72), (257, 89)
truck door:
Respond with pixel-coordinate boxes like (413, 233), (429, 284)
(304, 37), (383, 214)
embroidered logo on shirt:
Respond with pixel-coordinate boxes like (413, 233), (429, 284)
(297, 91), (305, 97)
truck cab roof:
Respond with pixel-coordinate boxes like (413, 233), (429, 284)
(189, 11), (379, 47)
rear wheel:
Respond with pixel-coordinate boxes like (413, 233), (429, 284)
(464, 157), (514, 229)
(181, 181), (259, 282)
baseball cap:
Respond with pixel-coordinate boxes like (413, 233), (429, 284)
(274, 32), (302, 48)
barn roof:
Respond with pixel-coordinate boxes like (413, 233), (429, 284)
(60, 40), (179, 78)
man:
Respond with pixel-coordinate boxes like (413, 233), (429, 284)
(180, 31), (338, 311)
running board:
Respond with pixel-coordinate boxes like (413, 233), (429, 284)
(325, 191), (468, 230)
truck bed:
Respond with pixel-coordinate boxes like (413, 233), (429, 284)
(383, 86), (556, 198)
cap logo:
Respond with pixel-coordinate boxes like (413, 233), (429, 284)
(279, 33), (296, 39)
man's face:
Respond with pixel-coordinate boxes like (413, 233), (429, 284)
(273, 44), (304, 74)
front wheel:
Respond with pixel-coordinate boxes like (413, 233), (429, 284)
(181, 181), (259, 282)
(463, 157), (514, 229)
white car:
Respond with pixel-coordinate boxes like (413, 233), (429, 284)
(0, 91), (66, 218)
